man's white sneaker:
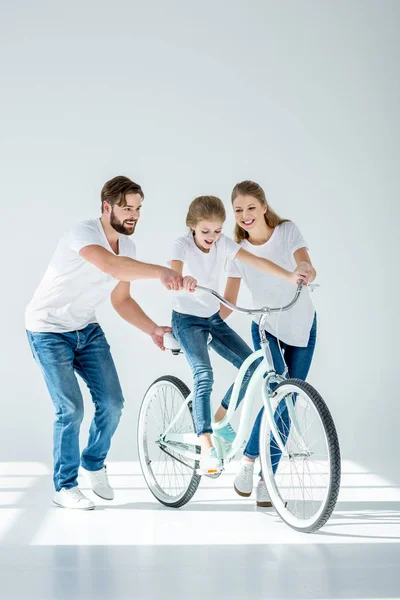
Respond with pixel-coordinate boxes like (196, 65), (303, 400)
(256, 479), (273, 507)
(81, 465), (114, 500)
(53, 487), (95, 510)
(198, 448), (223, 475)
(233, 459), (255, 497)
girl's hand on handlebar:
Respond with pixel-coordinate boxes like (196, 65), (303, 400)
(182, 276), (197, 292)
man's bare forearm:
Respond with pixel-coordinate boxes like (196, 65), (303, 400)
(108, 256), (163, 282)
(112, 296), (156, 335)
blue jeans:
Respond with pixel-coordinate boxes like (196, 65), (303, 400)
(172, 311), (255, 435)
(27, 323), (124, 491)
(244, 314), (317, 474)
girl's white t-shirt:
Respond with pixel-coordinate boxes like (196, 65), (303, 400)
(226, 221), (315, 347)
(170, 233), (240, 318)
(25, 218), (136, 333)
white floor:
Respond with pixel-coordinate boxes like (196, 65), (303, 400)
(0, 460), (399, 600)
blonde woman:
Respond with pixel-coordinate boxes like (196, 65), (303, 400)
(222, 181), (316, 506)
(169, 196), (307, 474)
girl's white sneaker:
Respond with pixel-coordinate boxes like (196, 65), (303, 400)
(198, 448), (223, 474)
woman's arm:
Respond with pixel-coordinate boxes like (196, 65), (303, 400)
(294, 248), (316, 283)
(220, 277), (241, 319)
(236, 248), (306, 285)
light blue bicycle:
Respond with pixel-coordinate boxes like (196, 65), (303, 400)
(137, 283), (341, 532)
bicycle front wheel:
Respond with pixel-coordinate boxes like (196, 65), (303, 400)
(259, 378), (341, 533)
(137, 375), (201, 508)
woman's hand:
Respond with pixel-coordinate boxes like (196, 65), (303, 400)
(182, 276), (197, 292)
(295, 261), (316, 284)
(287, 269), (308, 286)
(288, 262), (315, 286)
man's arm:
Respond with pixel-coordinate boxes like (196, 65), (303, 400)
(79, 245), (182, 290)
(111, 281), (171, 350)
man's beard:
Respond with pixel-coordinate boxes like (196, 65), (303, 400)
(110, 208), (137, 235)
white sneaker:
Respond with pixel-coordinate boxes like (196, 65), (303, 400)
(198, 448), (223, 474)
(81, 465), (114, 500)
(233, 459), (255, 497)
(53, 487), (95, 510)
(256, 479), (272, 507)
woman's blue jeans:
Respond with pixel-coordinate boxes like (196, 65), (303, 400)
(245, 314), (317, 474)
(171, 311), (255, 435)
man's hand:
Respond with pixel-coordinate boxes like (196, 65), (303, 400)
(159, 267), (183, 291)
(151, 325), (172, 351)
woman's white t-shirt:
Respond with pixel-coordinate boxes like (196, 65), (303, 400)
(226, 221), (315, 347)
(170, 233), (240, 318)
(25, 218), (136, 333)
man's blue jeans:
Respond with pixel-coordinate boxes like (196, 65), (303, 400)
(172, 311), (255, 435)
(245, 314), (317, 473)
(27, 323), (124, 491)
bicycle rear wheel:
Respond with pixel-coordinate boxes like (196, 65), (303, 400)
(259, 378), (341, 533)
(138, 375), (201, 507)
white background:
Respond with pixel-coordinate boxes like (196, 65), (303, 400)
(1, 0), (398, 485)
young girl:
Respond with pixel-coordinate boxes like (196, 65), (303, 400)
(170, 195), (307, 474)
(221, 181), (316, 505)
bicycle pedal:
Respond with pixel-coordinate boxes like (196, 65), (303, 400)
(196, 466), (224, 476)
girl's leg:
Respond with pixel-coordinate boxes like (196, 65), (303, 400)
(172, 313), (214, 455)
(207, 313), (255, 423)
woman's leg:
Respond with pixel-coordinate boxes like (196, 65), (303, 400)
(242, 321), (287, 462)
(172, 313), (214, 455)
(268, 314), (318, 473)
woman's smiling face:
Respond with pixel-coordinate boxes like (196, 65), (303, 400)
(232, 194), (266, 232)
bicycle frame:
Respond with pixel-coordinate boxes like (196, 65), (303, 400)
(157, 282), (308, 467)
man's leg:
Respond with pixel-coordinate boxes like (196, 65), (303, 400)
(73, 324), (125, 472)
(26, 330), (84, 491)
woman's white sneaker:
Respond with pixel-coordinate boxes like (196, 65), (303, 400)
(81, 465), (114, 500)
(256, 479), (273, 507)
(233, 459), (255, 497)
(53, 487), (95, 510)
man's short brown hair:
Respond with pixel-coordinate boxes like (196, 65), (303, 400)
(101, 176), (144, 212)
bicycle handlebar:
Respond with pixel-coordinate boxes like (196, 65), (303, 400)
(195, 281), (304, 315)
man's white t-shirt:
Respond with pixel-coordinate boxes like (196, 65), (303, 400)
(25, 218), (136, 333)
(170, 233), (240, 318)
(226, 221), (315, 347)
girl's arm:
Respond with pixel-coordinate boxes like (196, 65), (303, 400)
(294, 248), (316, 283)
(220, 277), (241, 320)
(236, 248), (307, 285)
